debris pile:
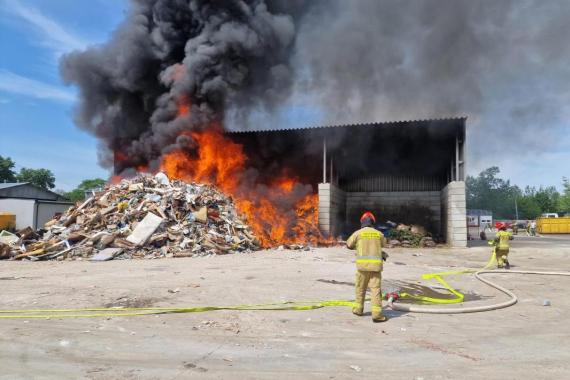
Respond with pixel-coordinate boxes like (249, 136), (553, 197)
(382, 223), (437, 248)
(1, 173), (261, 261)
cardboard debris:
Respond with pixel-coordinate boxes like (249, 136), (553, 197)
(193, 207), (208, 224)
(1, 172), (260, 261)
(0, 243), (12, 260)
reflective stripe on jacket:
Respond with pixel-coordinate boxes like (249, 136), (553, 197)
(496, 230), (511, 249)
(346, 227), (385, 272)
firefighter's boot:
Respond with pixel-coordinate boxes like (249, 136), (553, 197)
(372, 315), (388, 323)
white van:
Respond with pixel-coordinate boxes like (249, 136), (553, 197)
(541, 213), (558, 218)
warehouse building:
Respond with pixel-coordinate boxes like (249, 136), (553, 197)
(232, 117), (467, 247)
(0, 183), (73, 230)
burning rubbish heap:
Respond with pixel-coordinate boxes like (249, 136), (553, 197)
(0, 173), (318, 262)
(59, 2), (327, 249)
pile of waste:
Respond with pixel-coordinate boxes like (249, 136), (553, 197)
(379, 222), (438, 248)
(0, 173), (261, 261)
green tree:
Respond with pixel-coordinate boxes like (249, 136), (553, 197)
(531, 186), (560, 213)
(17, 168), (56, 190)
(559, 177), (570, 213)
(0, 155), (17, 182)
(517, 194), (542, 219)
(64, 178), (107, 202)
(466, 167), (519, 219)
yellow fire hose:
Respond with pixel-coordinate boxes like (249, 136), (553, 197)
(0, 300), (357, 319)
(390, 246), (570, 313)
(397, 248), (498, 305)
(2, 247), (568, 319)
(389, 270), (570, 314)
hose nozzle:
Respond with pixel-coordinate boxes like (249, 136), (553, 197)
(384, 292), (400, 302)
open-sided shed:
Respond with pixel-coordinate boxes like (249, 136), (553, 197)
(231, 117), (467, 247)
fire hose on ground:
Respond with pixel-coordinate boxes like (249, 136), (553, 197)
(386, 245), (570, 313)
(388, 269), (570, 314)
(1, 249), (569, 319)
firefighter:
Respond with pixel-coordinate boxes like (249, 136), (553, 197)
(346, 211), (388, 323)
(512, 220), (518, 235)
(525, 221), (531, 236)
(494, 226), (512, 269)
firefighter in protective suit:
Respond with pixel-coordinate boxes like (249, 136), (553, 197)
(494, 226), (512, 269)
(347, 212), (388, 323)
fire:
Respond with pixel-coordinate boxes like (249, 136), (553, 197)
(176, 95), (190, 117)
(109, 175), (122, 185)
(160, 126), (324, 248)
(161, 126), (245, 194)
(111, 95), (329, 248)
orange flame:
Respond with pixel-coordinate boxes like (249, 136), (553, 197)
(109, 175), (122, 185)
(160, 126), (324, 247)
(177, 95), (190, 117)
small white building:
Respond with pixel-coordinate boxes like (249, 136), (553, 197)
(0, 183), (73, 230)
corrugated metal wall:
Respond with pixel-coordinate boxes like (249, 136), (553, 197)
(340, 175), (446, 192)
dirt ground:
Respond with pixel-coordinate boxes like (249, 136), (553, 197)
(1, 234), (569, 379)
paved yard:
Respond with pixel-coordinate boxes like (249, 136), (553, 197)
(1, 235), (569, 379)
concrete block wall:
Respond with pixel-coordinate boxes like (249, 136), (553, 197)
(318, 182), (466, 246)
(441, 181), (467, 247)
(318, 183), (346, 237)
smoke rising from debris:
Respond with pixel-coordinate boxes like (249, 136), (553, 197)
(61, 0), (570, 171)
(61, 0), (308, 171)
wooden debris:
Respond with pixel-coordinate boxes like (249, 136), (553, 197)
(0, 242), (13, 260)
(2, 172), (259, 261)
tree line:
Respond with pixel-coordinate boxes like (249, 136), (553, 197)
(467, 167), (570, 219)
(0, 155), (56, 190)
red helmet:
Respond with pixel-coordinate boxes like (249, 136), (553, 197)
(360, 211), (376, 224)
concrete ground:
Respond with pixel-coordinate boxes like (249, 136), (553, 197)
(1, 234), (569, 379)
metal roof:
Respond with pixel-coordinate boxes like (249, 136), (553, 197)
(229, 117), (467, 133)
(0, 182), (69, 201)
(228, 117), (467, 183)
(0, 182), (28, 189)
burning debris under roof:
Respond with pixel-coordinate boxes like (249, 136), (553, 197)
(160, 126), (323, 247)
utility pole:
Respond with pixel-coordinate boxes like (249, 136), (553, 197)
(322, 137), (327, 184)
(515, 197), (519, 221)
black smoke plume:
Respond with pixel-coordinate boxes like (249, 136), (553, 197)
(62, 0), (570, 173)
(61, 0), (308, 172)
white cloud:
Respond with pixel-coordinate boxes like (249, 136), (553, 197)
(0, 70), (75, 103)
(3, 0), (88, 56)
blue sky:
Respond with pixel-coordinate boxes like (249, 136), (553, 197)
(0, 0), (127, 190)
(0, 0), (568, 191)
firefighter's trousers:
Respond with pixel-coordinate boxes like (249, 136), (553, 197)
(496, 248), (510, 267)
(354, 270), (382, 318)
